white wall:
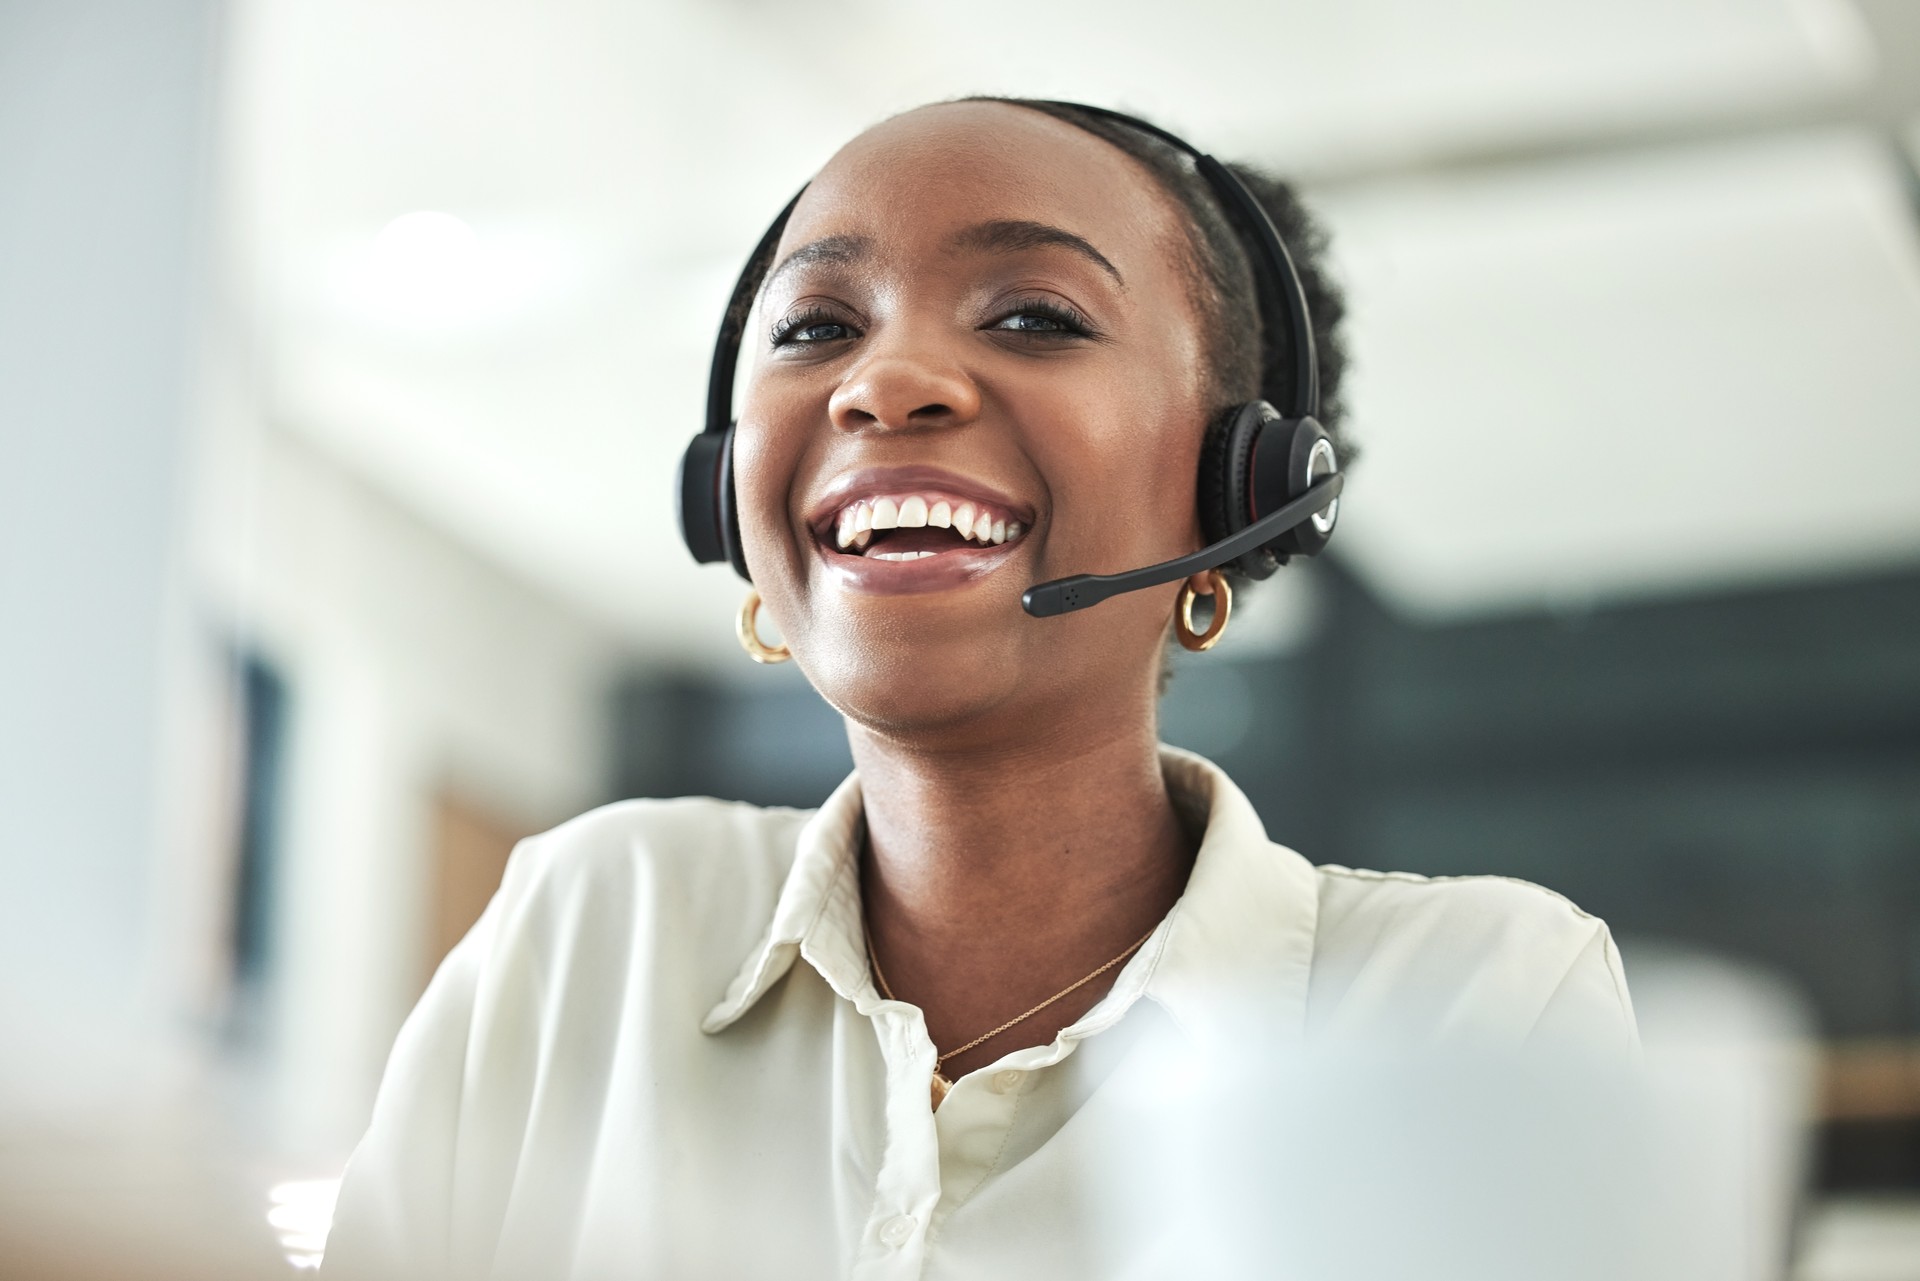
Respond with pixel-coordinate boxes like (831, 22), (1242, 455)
(0, 0), (218, 1062)
(1, 10), (630, 1263)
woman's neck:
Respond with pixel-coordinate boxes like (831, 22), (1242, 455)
(849, 710), (1194, 1079)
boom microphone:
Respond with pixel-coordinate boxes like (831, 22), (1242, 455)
(1021, 474), (1343, 618)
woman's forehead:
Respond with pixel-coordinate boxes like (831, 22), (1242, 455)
(783, 101), (1184, 274)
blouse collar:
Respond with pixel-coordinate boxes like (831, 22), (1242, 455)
(700, 745), (1320, 1051)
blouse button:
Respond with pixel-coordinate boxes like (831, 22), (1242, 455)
(878, 1214), (917, 1248)
(992, 1069), (1023, 1094)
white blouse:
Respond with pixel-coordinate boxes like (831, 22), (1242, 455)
(323, 746), (1636, 1280)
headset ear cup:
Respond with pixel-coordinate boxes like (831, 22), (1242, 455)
(676, 427), (752, 579)
(1198, 401), (1283, 581)
(677, 431), (730, 565)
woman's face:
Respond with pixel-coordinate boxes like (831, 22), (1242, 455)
(733, 102), (1214, 742)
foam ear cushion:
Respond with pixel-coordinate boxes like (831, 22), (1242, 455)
(1197, 401), (1283, 581)
(717, 427), (750, 580)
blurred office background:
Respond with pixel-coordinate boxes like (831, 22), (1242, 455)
(4, 0), (1920, 1275)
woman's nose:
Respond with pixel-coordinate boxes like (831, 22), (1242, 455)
(828, 341), (982, 433)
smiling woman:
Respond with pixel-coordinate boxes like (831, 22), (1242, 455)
(322, 100), (1637, 1280)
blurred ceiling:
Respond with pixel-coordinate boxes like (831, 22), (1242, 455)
(220, 0), (1920, 658)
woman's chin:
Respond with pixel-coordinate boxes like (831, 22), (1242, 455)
(781, 579), (1173, 746)
(799, 634), (1034, 741)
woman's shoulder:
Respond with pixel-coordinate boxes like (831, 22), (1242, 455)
(408, 795), (824, 1053)
(1313, 863), (1605, 943)
(465, 796), (819, 981)
(1305, 863), (1636, 1050)
(506, 793), (816, 900)
(327, 795), (824, 1277)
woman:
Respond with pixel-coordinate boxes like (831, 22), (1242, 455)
(324, 98), (1635, 1280)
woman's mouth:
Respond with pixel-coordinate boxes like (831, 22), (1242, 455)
(807, 477), (1034, 595)
(825, 492), (1027, 561)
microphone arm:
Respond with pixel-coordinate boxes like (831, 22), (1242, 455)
(1020, 475), (1344, 618)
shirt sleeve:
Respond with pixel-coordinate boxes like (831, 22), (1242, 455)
(1525, 919), (1640, 1058)
(322, 865), (511, 1280)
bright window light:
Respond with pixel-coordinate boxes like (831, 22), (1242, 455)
(329, 210), (572, 332)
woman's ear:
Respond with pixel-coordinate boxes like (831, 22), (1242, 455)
(1184, 571), (1217, 596)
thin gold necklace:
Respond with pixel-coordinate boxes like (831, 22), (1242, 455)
(865, 924), (1158, 1110)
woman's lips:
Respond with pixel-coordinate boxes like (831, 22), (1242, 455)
(816, 536), (1023, 595)
(804, 465), (1036, 595)
(812, 516), (1027, 596)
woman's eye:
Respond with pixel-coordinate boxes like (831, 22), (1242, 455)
(791, 322), (852, 343)
(985, 300), (1094, 339)
(994, 312), (1070, 333)
(770, 311), (858, 348)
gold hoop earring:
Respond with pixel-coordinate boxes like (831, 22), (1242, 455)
(1175, 570), (1233, 653)
(736, 589), (791, 664)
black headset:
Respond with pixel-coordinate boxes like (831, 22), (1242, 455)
(676, 102), (1342, 618)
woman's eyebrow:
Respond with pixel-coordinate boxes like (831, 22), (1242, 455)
(763, 233), (872, 295)
(948, 220), (1125, 287)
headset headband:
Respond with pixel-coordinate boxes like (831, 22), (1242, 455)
(705, 189), (804, 440)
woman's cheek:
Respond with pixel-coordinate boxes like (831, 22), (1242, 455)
(1045, 402), (1206, 565)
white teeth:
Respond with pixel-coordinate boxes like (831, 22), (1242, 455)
(829, 493), (1027, 552)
